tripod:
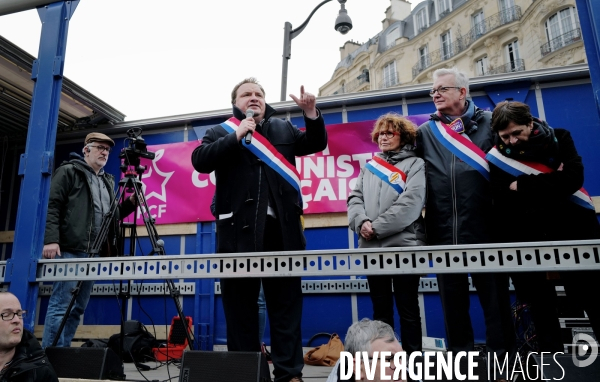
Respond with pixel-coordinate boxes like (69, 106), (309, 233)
(51, 131), (194, 357)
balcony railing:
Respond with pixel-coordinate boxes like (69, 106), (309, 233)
(541, 28), (582, 57)
(332, 74), (370, 95)
(379, 72), (399, 89)
(485, 59), (525, 75)
(412, 6), (522, 79)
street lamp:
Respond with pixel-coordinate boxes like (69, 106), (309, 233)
(280, 0), (353, 101)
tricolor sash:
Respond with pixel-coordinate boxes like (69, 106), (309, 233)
(219, 117), (302, 196)
(486, 147), (595, 210)
(365, 155), (407, 194)
(429, 120), (490, 181)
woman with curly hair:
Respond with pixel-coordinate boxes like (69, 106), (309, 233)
(348, 112), (426, 355)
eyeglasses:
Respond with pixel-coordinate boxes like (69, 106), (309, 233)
(429, 86), (462, 97)
(0, 311), (26, 321)
(376, 131), (399, 139)
(89, 144), (112, 153)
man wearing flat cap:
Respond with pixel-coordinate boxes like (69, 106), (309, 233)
(41, 132), (136, 348)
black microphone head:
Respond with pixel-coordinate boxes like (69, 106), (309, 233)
(245, 109), (254, 118)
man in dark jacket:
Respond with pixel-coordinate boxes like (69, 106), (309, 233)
(41, 132), (136, 348)
(0, 292), (58, 382)
(191, 78), (327, 382)
(415, 68), (514, 380)
(488, 100), (600, 351)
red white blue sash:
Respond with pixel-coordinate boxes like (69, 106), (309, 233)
(486, 147), (595, 210)
(429, 120), (490, 181)
(219, 117), (301, 196)
(365, 155), (407, 194)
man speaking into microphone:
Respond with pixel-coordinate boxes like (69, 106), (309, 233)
(191, 77), (327, 382)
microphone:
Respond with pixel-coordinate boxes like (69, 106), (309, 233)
(244, 109), (254, 144)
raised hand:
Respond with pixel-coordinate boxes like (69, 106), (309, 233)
(289, 85), (317, 119)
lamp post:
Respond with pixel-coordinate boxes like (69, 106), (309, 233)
(280, 0), (352, 101)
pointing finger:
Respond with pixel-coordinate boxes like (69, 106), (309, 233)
(300, 85), (305, 96)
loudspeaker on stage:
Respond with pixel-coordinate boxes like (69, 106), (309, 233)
(179, 351), (271, 382)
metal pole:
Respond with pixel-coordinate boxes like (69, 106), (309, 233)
(280, 21), (293, 101)
(280, 0), (334, 101)
(575, 0), (600, 118)
(8, 0), (79, 332)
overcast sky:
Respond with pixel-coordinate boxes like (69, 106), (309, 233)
(0, 0), (423, 121)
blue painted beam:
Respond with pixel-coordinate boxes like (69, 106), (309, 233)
(195, 221), (216, 350)
(9, 0), (78, 332)
(576, 0), (600, 118)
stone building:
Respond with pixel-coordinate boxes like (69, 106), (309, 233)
(319, 0), (585, 96)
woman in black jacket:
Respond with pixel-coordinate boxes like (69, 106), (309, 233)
(488, 101), (600, 351)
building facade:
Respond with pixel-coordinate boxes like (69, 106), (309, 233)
(319, 0), (586, 96)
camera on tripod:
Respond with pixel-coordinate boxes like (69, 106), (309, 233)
(119, 127), (155, 175)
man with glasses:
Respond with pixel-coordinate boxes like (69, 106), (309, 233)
(41, 132), (136, 348)
(0, 292), (58, 381)
(415, 68), (514, 381)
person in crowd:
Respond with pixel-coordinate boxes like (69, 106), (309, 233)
(327, 318), (407, 382)
(42, 132), (136, 348)
(0, 292), (58, 381)
(347, 113), (425, 355)
(191, 78), (327, 382)
(487, 100), (600, 350)
(415, 67), (515, 380)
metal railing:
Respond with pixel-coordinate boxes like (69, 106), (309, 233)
(332, 75), (369, 95)
(379, 71), (399, 89)
(486, 58), (525, 75)
(412, 6), (522, 78)
(541, 28), (582, 57)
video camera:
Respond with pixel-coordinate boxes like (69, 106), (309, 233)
(119, 127), (155, 174)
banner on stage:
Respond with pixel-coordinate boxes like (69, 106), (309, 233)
(124, 115), (430, 224)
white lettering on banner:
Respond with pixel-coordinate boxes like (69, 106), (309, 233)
(296, 152), (375, 209)
(191, 171), (216, 188)
(336, 155), (355, 177)
(352, 153), (373, 168)
(303, 156), (324, 178)
(314, 179), (335, 201)
(137, 204), (167, 219)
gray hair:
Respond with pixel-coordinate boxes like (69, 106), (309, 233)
(344, 318), (397, 354)
(433, 67), (470, 97)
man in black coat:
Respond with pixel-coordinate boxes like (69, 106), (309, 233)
(191, 78), (327, 382)
(0, 292), (58, 382)
(415, 67), (515, 381)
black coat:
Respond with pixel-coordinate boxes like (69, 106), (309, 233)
(44, 155), (136, 255)
(416, 107), (494, 245)
(490, 128), (600, 242)
(191, 104), (327, 253)
(0, 331), (58, 382)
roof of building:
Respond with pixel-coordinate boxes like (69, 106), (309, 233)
(0, 34), (125, 142)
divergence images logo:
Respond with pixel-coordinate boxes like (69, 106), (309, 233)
(572, 333), (598, 368)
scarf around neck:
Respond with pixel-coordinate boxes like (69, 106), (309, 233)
(495, 118), (560, 169)
(437, 100), (478, 134)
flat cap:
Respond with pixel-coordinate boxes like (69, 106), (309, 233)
(85, 132), (115, 147)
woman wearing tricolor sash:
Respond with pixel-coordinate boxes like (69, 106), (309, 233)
(347, 113), (426, 355)
(489, 101), (600, 351)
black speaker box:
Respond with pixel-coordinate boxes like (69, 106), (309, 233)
(45, 346), (125, 380)
(521, 353), (600, 381)
(179, 351), (271, 382)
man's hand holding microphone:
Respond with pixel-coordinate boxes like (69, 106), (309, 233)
(236, 109), (256, 143)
